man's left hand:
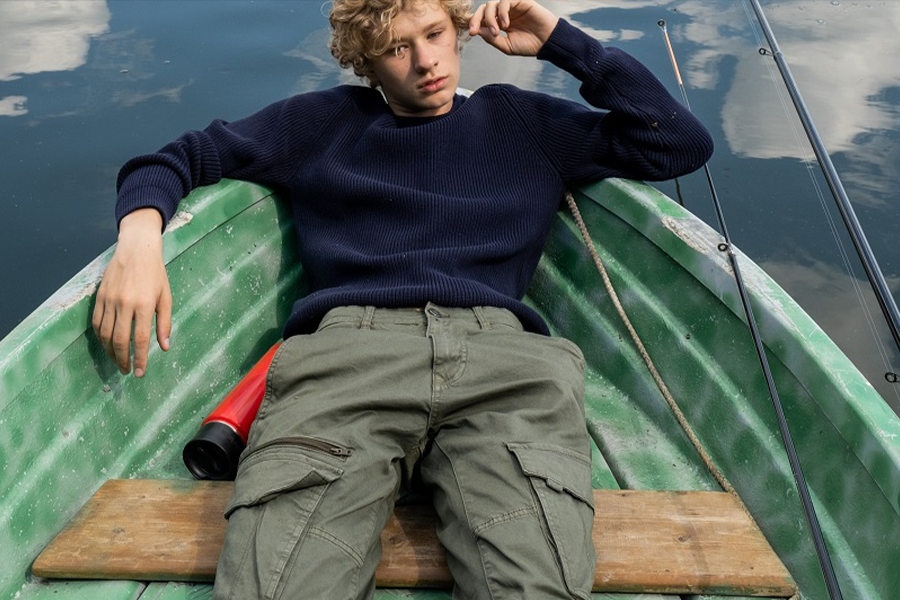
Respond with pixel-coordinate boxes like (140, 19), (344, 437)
(468, 0), (559, 56)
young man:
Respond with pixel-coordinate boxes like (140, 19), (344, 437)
(94, 1), (713, 598)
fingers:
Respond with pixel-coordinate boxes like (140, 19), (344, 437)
(93, 286), (171, 378)
(111, 303), (135, 375)
(132, 306), (153, 378)
(92, 228), (170, 378)
(485, 0), (506, 37)
(94, 283), (129, 373)
(469, 1), (513, 53)
(496, 0), (510, 29)
(156, 282), (173, 353)
(93, 271), (135, 375)
(469, 1), (556, 56)
(132, 281), (173, 378)
(468, 3), (486, 35)
(469, 0), (509, 37)
(478, 29), (512, 54)
(92, 283), (110, 348)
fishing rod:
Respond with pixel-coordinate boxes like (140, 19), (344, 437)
(749, 0), (900, 381)
(657, 19), (845, 600)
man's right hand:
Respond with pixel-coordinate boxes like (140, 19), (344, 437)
(469, 0), (559, 57)
(93, 207), (173, 378)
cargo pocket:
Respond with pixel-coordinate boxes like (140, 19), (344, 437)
(508, 442), (595, 599)
(220, 444), (344, 600)
(226, 443), (344, 517)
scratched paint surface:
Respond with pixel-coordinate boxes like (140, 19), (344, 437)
(1, 179), (897, 598)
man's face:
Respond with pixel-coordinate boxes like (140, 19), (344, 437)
(369, 1), (461, 118)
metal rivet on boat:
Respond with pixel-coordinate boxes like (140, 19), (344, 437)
(717, 243), (729, 252)
(886, 372), (899, 383)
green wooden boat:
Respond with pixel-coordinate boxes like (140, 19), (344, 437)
(2, 178), (899, 600)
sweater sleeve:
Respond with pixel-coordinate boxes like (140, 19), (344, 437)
(114, 87), (352, 230)
(502, 18), (713, 186)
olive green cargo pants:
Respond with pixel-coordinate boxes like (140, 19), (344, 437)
(212, 304), (595, 600)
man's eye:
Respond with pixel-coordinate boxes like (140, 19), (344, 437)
(429, 30), (444, 39)
(392, 45), (408, 57)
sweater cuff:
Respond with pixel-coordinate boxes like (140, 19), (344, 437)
(115, 165), (182, 231)
(536, 18), (600, 82)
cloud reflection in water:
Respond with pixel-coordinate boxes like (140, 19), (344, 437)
(0, 1), (110, 82)
(0, 96), (28, 117)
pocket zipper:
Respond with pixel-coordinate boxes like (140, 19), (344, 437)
(243, 436), (353, 463)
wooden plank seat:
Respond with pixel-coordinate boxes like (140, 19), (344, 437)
(33, 479), (796, 597)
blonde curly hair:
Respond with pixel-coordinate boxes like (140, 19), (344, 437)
(329, 0), (473, 86)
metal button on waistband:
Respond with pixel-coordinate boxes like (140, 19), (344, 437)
(427, 308), (442, 318)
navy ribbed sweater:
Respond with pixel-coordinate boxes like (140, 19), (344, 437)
(116, 19), (713, 338)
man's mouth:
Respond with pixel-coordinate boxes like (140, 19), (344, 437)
(419, 76), (448, 92)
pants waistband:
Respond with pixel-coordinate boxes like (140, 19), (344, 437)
(316, 303), (524, 332)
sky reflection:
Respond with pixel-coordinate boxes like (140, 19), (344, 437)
(0, 95), (28, 117)
(688, 2), (900, 160)
(0, 1), (110, 82)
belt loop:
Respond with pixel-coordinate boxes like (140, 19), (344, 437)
(472, 306), (489, 330)
(360, 306), (376, 330)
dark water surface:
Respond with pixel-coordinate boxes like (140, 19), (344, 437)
(2, 0), (898, 410)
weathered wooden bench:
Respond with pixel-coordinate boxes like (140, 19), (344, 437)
(34, 479), (796, 597)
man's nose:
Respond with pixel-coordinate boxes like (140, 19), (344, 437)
(413, 47), (437, 72)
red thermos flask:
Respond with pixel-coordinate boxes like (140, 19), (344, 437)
(183, 343), (281, 480)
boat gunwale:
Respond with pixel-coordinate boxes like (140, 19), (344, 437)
(578, 177), (900, 518)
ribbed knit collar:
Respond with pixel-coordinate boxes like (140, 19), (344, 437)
(389, 94), (466, 128)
